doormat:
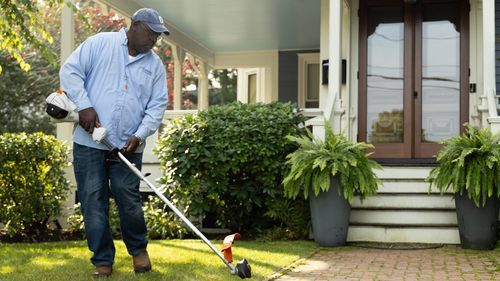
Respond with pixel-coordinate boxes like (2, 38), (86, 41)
(349, 242), (444, 250)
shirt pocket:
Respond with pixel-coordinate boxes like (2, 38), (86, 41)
(135, 67), (154, 102)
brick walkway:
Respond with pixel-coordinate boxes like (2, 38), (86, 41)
(270, 245), (500, 281)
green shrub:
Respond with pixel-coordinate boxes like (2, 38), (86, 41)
(261, 197), (311, 240)
(0, 132), (69, 236)
(67, 201), (121, 238)
(155, 102), (307, 233)
(66, 203), (85, 235)
(143, 196), (188, 239)
(68, 197), (188, 240)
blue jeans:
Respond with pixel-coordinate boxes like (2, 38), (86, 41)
(73, 143), (148, 266)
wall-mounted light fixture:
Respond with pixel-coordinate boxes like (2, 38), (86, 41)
(321, 59), (347, 85)
(322, 60), (329, 85)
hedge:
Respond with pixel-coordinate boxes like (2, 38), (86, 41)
(0, 132), (69, 236)
(155, 102), (309, 235)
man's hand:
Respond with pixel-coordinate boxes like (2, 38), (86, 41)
(78, 107), (100, 133)
(123, 135), (141, 156)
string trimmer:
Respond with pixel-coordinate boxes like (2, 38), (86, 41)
(46, 90), (252, 279)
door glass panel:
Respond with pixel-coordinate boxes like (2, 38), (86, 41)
(306, 63), (320, 108)
(366, 6), (404, 144)
(248, 73), (257, 103)
(421, 2), (460, 143)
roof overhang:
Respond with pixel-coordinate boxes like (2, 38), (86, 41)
(102, 0), (321, 66)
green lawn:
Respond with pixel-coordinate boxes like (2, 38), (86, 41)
(0, 239), (318, 281)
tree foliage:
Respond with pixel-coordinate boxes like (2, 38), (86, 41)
(0, 50), (59, 134)
(0, 1), (126, 134)
(0, 0), (65, 73)
(209, 69), (237, 106)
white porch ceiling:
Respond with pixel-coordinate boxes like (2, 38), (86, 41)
(116, 0), (321, 53)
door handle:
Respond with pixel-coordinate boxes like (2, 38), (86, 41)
(414, 91), (418, 98)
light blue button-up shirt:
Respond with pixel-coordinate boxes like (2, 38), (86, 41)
(60, 28), (167, 153)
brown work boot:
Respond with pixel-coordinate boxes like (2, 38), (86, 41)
(133, 251), (152, 273)
(92, 265), (112, 278)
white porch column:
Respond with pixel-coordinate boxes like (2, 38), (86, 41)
(196, 61), (209, 110)
(482, 0), (497, 121)
(315, 0), (342, 138)
(57, 1), (76, 228)
(329, 0), (343, 133)
(172, 46), (185, 110)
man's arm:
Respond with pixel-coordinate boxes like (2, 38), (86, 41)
(59, 39), (99, 133)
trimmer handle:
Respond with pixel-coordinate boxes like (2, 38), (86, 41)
(92, 127), (109, 145)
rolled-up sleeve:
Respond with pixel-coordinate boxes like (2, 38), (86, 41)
(59, 40), (94, 111)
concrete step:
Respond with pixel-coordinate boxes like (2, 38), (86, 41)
(377, 179), (443, 194)
(350, 209), (457, 225)
(347, 225), (460, 244)
(351, 194), (455, 209)
(375, 166), (432, 180)
(348, 165), (460, 244)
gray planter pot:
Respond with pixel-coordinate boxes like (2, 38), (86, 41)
(309, 177), (351, 247)
(454, 193), (499, 250)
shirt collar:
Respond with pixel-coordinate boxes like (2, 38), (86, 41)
(120, 28), (128, 46)
(120, 27), (152, 58)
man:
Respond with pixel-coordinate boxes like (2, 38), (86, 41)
(60, 8), (169, 277)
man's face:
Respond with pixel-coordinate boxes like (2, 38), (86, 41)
(131, 22), (161, 54)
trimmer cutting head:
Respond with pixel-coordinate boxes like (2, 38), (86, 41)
(235, 259), (251, 279)
(221, 233), (251, 278)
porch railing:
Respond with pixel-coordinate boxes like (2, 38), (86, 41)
(477, 89), (499, 125)
(485, 89), (499, 117)
(162, 107), (324, 125)
(478, 89), (500, 134)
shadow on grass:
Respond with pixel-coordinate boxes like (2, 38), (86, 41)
(0, 239), (318, 281)
(157, 240), (316, 267)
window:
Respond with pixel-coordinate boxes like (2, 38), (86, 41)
(237, 68), (264, 103)
(298, 53), (320, 108)
(248, 73), (257, 103)
(208, 69), (237, 106)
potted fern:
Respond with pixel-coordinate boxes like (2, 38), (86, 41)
(283, 123), (382, 246)
(427, 124), (500, 250)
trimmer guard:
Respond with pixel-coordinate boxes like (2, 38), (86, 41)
(221, 233), (241, 263)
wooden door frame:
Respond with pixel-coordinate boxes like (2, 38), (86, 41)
(358, 0), (469, 159)
(414, 0), (469, 158)
(358, 0), (413, 158)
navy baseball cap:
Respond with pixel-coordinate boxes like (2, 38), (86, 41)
(132, 8), (170, 35)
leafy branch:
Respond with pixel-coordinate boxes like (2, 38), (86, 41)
(0, 0), (89, 74)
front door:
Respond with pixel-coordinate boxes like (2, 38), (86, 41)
(358, 0), (469, 159)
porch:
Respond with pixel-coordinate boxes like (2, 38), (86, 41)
(57, 0), (500, 243)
